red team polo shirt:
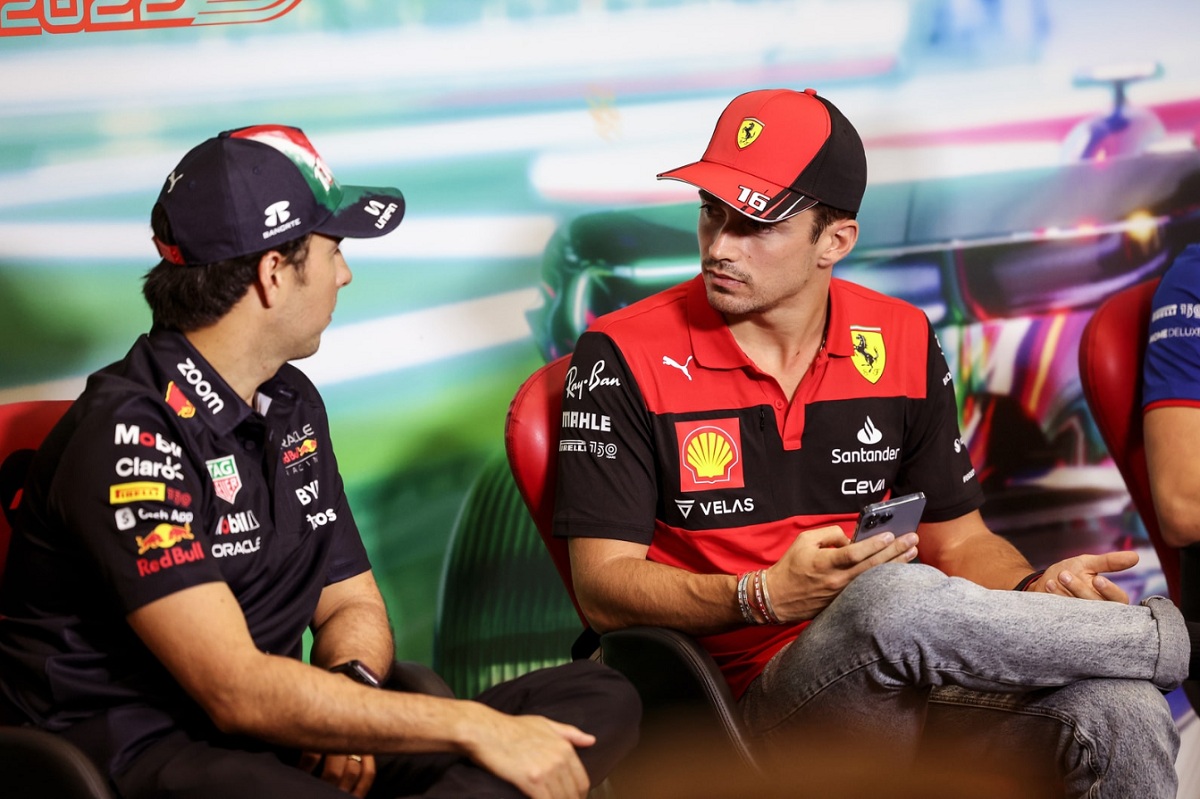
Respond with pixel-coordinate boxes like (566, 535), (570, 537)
(554, 275), (983, 697)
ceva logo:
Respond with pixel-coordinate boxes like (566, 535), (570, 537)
(2, 1), (304, 38)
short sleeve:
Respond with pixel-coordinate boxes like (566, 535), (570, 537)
(893, 323), (985, 523)
(552, 332), (659, 544)
(50, 397), (222, 613)
(1144, 245), (1200, 410)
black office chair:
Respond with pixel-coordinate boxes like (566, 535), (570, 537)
(0, 400), (115, 799)
(503, 357), (760, 774)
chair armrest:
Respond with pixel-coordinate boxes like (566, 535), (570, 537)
(0, 725), (114, 799)
(387, 660), (456, 698)
(598, 626), (759, 771)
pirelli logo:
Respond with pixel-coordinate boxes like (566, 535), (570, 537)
(110, 481), (167, 505)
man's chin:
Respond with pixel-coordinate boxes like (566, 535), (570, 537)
(290, 340), (322, 363)
(705, 288), (750, 316)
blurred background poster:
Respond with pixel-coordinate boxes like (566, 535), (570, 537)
(3, 0), (1199, 785)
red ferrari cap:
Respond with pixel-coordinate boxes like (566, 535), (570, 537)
(658, 88), (866, 220)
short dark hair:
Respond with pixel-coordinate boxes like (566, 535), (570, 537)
(142, 202), (310, 331)
(808, 202), (857, 244)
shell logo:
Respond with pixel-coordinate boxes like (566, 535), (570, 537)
(676, 419), (744, 491)
(686, 430), (736, 479)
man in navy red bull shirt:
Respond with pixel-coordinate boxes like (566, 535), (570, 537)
(0, 125), (639, 799)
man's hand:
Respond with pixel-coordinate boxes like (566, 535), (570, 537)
(463, 706), (594, 799)
(298, 752), (376, 797)
(764, 524), (919, 623)
(1031, 551), (1139, 603)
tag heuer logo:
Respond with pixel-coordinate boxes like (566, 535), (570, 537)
(206, 455), (243, 504)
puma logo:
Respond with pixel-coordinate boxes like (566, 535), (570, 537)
(663, 355), (693, 381)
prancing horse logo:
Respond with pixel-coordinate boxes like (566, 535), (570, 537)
(849, 326), (886, 384)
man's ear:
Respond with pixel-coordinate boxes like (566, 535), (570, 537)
(255, 250), (287, 308)
(819, 218), (859, 268)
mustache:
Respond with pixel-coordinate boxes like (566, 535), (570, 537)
(702, 259), (749, 281)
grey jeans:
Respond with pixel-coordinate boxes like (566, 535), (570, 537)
(740, 563), (1190, 798)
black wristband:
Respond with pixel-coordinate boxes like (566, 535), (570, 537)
(329, 660), (382, 688)
(1013, 570), (1046, 592)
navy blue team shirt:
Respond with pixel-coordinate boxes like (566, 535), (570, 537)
(0, 327), (370, 777)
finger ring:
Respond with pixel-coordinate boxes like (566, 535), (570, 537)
(348, 754), (363, 763)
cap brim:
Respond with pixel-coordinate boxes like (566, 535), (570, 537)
(315, 185), (406, 239)
(658, 161), (816, 222)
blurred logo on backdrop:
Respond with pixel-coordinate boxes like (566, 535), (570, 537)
(1, 0), (304, 37)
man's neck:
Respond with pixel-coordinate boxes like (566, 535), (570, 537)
(184, 322), (281, 409)
(727, 293), (829, 402)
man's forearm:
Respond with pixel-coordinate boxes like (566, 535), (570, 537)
(310, 598), (395, 678)
(310, 571), (395, 678)
(916, 513), (1034, 590)
(216, 652), (506, 755)
(570, 543), (742, 636)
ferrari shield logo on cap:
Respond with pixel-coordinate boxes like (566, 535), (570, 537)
(737, 118), (764, 149)
(850, 326), (886, 384)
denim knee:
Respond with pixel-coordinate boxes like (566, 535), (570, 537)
(834, 562), (947, 639)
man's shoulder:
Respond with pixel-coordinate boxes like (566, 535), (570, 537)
(832, 278), (927, 319)
(581, 280), (693, 364)
(271, 362), (321, 396)
(589, 280), (692, 336)
(1159, 244), (1200, 297)
(831, 278), (932, 338)
(67, 378), (190, 443)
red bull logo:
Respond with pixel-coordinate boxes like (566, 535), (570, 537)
(136, 539), (205, 577)
(675, 419), (744, 492)
(136, 522), (193, 555)
(281, 438), (319, 466)
(164, 381), (196, 418)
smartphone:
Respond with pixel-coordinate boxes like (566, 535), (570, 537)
(852, 492), (926, 543)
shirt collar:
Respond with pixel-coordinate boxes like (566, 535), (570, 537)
(823, 279), (854, 358)
(685, 276), (752, 371)
(146, 327), (256, 437)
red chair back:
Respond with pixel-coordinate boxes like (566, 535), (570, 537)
(504, 356), (586, 623)
(0, 401), (73, 578)
(1078, 279), (1177, 599)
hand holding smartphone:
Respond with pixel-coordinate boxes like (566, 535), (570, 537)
(852, 492), (926, 543)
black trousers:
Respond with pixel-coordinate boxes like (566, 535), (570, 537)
(113, 660), (641, 799)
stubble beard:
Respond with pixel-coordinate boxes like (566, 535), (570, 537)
(703, 261), (763, 317)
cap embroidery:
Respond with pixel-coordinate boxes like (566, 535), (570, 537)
(737, 118), (764, 149)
